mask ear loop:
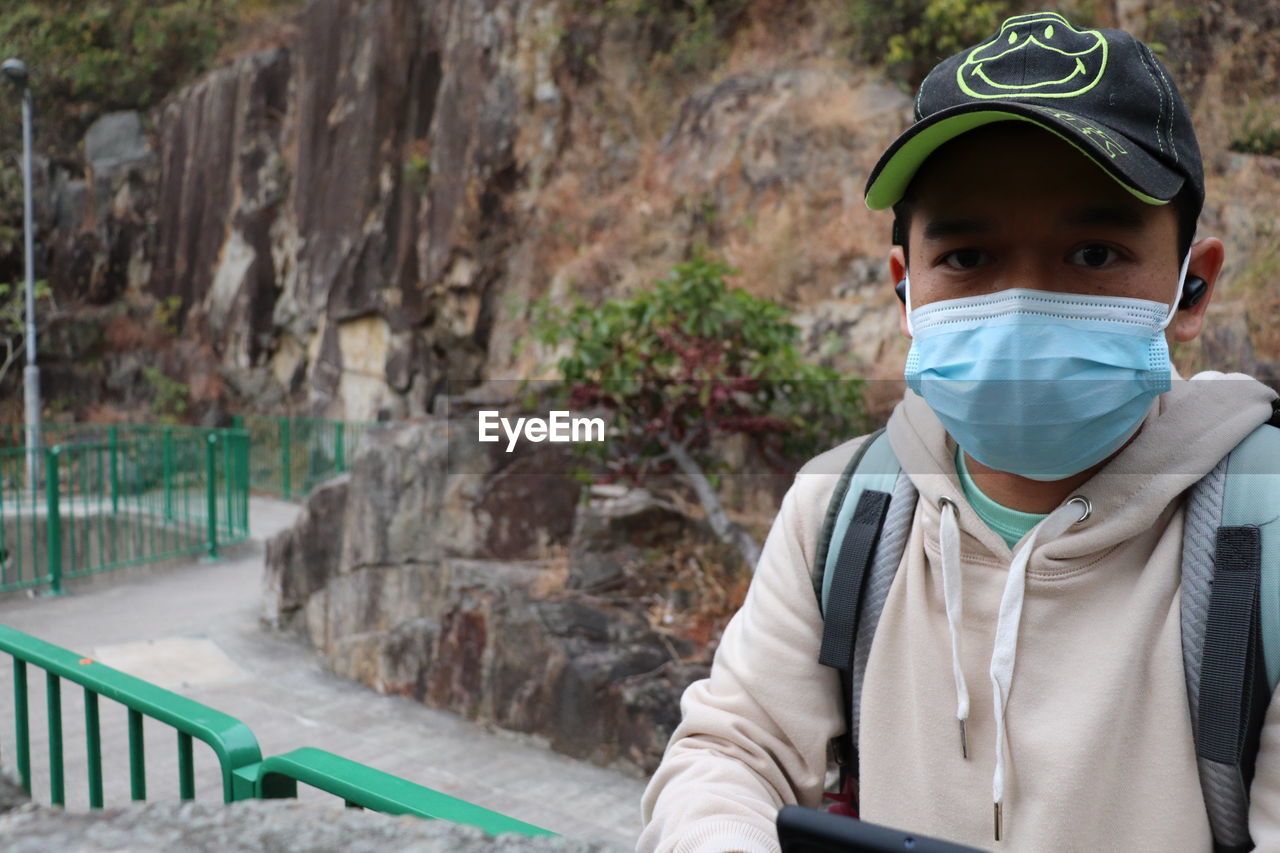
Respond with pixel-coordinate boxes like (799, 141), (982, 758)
(1158, 250), (1194, 332)
(904, 270), (915, 336)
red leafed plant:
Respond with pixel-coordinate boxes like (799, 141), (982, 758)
(529, 248), (868, 569)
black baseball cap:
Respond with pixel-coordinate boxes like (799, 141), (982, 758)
(863, 11), (1204, 220)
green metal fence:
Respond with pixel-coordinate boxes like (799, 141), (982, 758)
(234, 415), (377, 501)
(0, 427), (250, 595)
(3, 417), (375, 505)
(0, 625), (554, 836)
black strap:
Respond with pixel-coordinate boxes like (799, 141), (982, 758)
(1268, 399), (1280, 429)
(818, 488), (891, 797)
(813, 429), (887, 605)
(1197, 526), (1264, 767)
(819, 489), (891, 672)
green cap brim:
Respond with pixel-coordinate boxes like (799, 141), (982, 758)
(864, 108), (1173, 211)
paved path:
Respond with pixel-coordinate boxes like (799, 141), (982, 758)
(0, 498), (646, 849)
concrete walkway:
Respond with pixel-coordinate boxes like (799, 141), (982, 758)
(0, 497), (647, 849)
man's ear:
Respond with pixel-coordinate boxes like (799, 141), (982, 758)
(1168, 237), (1225, 343)
(889, 246), (909, 338)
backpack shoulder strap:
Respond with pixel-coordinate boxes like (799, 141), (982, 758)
(1222, 422), (1280, 689)
(812, 429), (917, 804)
(815, 429), (900, 649)
(813, 428), (885, 606)
(1182, 420), (1280, 852)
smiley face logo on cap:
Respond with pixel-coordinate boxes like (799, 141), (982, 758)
(957, 12), (1108, 99)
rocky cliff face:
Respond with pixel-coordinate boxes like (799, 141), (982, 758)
(150, 0), (549, 420)
(262, 412), (750, 774)
(24, 0), (1278, 425)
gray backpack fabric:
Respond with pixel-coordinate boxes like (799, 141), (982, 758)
(814, 414), (1280, 853)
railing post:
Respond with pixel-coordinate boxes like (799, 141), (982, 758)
(334, 422), (345, 473)
(205, 433), (218, 560)
(44, 447), (62, 596)
(14, 660), (30, 794)
(108, 425), (119, 514)
(222, 431), (233, 539)
(280, 418), (291, 501)
(163, 427), (174, 521)
(239, 431), (250, 534)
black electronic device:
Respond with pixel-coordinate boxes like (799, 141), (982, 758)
(1178, 275), (1208, 310)
(777, 806), (988, 853)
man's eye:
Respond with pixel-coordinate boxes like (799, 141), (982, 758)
(943, 249), (989, 270)
(1070, 245), (1119, 268)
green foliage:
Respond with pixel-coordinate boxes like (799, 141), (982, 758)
(152, 295), (183, 335)
(529, 249), (868, 485)
(142, 366), (189, 423)
(579, 0), (751, 77)
(0, 278), (52, 384)
(887, 0), (1008, 81)
(1230, 104), (1280, 157)
(843, 0), (1013, 86)
(403, 152), (433, 194)
(0, 2), (248, 118)
(841, 1), (1106, 87)
(0, 1), (300, 274)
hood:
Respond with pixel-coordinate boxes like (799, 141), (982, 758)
(886, 369), (1279, 566)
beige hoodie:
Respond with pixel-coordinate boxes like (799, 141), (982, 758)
(638, 372), (1280, 853)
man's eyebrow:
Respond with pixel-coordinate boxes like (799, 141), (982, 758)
(1060, 205), (1147, 230)
(921, 218), (995, 240)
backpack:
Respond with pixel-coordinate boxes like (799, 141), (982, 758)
(813, 404), (1280, 853)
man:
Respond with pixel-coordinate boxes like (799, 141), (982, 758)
(637, 11), (1280, 853)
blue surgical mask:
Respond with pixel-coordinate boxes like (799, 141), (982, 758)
(903, 252), (1191, 481)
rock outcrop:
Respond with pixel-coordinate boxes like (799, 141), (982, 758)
(264, 417), (730, 774)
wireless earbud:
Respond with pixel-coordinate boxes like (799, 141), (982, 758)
(895, 279), (907, 304)
(1178, 275), (1208, 310)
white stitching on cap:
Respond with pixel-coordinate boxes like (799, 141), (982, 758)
(1136, 40), (1167, 156)
(916, 64), (932, 119)
(1150, 50), (1179, 164)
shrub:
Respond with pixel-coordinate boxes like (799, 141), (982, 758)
(1229, 104), (1280, 157)
(529, 248), (868, 567)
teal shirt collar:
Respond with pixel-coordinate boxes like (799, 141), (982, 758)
(955, 447), (1048, 549)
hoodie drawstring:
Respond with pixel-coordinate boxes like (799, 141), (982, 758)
(938, 498), (970, 759)
(938, 494), (1092, 842)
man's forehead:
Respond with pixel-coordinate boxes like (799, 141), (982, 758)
(911, 123), (1131, 198)
(904, 123), (1174, 228)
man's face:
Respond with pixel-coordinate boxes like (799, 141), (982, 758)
(893, 123), (1184, 315)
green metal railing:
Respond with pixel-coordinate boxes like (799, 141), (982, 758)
(0, 624), (263, 804)
(236, 747), (555, 836)
(0, 427), (250, 595)
(234, 415), (377, 501)
(0, 625), (554, 837)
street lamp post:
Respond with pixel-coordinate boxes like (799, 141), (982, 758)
(2, 59), (41, 492)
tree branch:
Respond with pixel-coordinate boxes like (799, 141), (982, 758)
(662, 437), (762, 572)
